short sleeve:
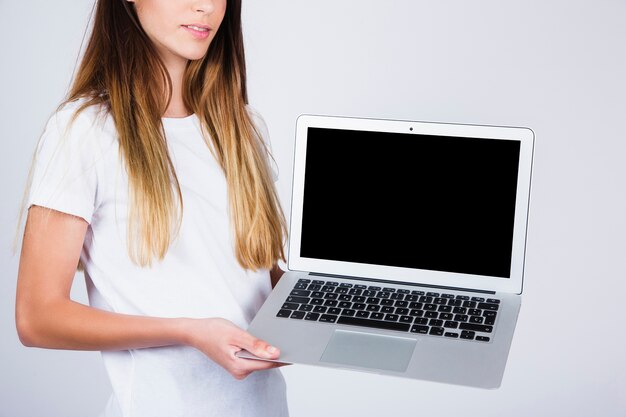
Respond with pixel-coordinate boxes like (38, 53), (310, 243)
(27, 107), (100, 224)
(247, 106), (279, 182)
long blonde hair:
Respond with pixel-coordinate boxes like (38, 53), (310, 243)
(19, 0), (286, 270)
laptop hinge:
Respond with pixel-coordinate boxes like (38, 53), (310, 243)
(309, 272), (496, 295)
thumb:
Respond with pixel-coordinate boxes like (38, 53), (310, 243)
(239, 332), (280, 359)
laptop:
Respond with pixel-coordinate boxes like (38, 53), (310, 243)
(236, 115), (534, 389)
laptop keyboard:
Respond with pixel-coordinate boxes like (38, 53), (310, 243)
(275, 278), (500, 342)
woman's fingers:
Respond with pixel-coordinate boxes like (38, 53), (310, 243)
(188, 318), (285, 380)
(234, 328), (280, 360)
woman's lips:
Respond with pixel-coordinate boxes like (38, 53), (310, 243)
(181, 25), (210, 40)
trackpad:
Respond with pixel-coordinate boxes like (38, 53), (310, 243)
(320, 330), (416, 372)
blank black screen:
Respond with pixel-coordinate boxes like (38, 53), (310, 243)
(300, 127), (521, 278)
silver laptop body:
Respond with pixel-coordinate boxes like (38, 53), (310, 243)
(237, 115), (534, 389)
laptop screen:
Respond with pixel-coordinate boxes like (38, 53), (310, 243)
(300, 127), (521, 279)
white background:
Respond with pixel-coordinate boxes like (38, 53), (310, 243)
(1, 1), (625, 416)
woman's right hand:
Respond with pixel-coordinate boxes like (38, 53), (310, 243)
(185, 317), (286, 380)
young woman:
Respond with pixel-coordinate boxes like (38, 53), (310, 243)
(15, 0), (290, 415)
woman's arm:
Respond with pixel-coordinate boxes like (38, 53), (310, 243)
(16, 206), (282, 380)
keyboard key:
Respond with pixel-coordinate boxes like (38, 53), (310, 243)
(397, 289), (410, 294)
(390, 293), (405, 300)
(394, 300), (408, 308)
(324, 300), (338, 307)
(311, 291), (324, 298)
(429, 327), (444, 336)
(371, 312), (384, 320)
(342, 309), (356, 317)
(411, 290), (425, 296)
(307, 284), (322, 291)
(337, 316), (410, 332)
(469, 316), (484, 324)
(297, 278), (311, 284)
(440, 313), (453, 320)
(395, 308), (409, 315)
(456, 295), (470, 300)
(348, 288), (363, 295)
(400, 315), (413, 323)
(438, 305), (452, 313)
(471, 297), (485, 302)
(459, 323), (493, 333)
(377, 291), (391, 299)
(368, 286), (382, 291)
(382, 287), (396, 292)
(321, 285), (335, 292)
(411, 324), (428, 334)
(282, 302), (299, 310)
(310, 298), (324, 305)
(429, 319), (444, 327)
(335, 287), (348, 294)
(313, 306), (327, 313)
(366, 305), (380, 312)
(487, 298), (500, 304)
(414, 317), (428, 325)
(460, 330), (475, 340)
(409, 309), (424, 317)
(409, 302), (423, 309)
(463, 301), (477, 308)
(384, 314), (399, 321)
(380, 299), (394, 306)
(476, 336), (490, 342)
(298, 304), (313, 312)
(338, 295), (352, 302)
(339, 283), (353, 288)
(419, 296), (433, 303)
(328, 308), (341, 315)
(447, 299), (463, 307)
(452, 307), (467, 314)
(319, 314), (338, 323)
(468, 308), (481, 316)
(356, 311), (370, 318)
(484, 315), (496, 325)
(287, 296), (310, 304)
(478, 302), (500, 311)
(353, 296), (366, 303)
(312, 280), (324, 285)
(353, 303), (366, 310)
(305, 312), (320, 321)
(425, 311), (438, 318)
(290, 311), (306, 319)
(442, 293), (455, 298)
(366, 297), (380, 305)
(483, 310), (497, 317)
(354, 284), (367, 289)
(338, 301), (352, 309)
(294, 283), (308, 289)
(324, 293), (338, 300)
(290, 289), (311, 297)
(381, 306), (394, 313)
(363, 290), (377, 297)
(434, 297), (447, 305)
(444, 332), (459, 338)
(454, 314), (469, 322)
(411, 325), (429, 334)
(327, 281), (339, 286)
(276, 309), (291, 318)
(444, 321), (458, 329)
(405, 295), (418, 302)
(427, 292), (440, 297)
(424, 304), (437, 311)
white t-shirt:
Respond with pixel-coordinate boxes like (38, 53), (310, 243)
(26, 98), (289, 417)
